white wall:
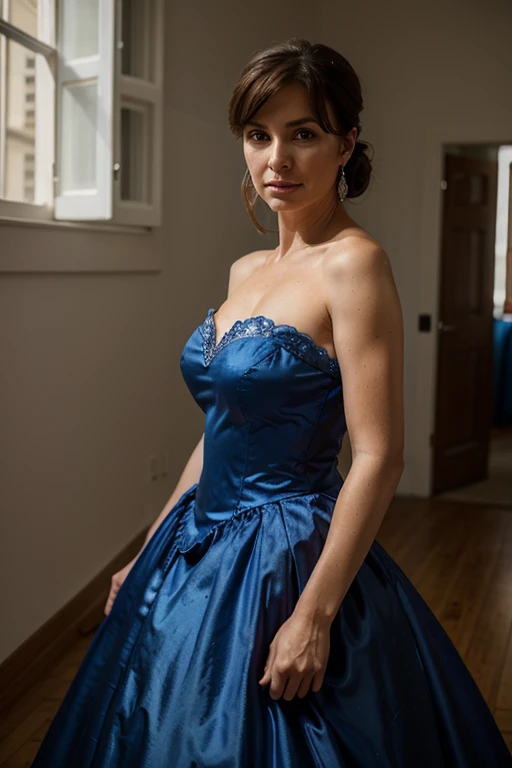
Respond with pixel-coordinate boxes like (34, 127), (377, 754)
(1, 0), (512, 662)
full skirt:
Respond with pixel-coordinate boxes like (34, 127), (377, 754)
(31, 483), (512, 767)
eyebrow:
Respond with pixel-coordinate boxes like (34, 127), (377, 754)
(245, 116), (320, 129)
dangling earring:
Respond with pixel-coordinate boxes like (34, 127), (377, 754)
(242, 167), (259, 207)
(241, 167), (279, 234)
(337, 165), (348, 203)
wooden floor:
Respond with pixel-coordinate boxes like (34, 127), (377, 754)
(1, 495), (512, 765)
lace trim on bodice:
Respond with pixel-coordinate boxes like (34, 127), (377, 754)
(199, 307), (340, 377)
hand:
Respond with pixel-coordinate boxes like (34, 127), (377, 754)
(258, 611), (330, 700)
(104, 556), (138, 616)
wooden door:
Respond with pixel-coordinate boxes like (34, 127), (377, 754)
(432, 153), (498, 493)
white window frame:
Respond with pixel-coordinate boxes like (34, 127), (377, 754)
(0, 0), (164, 231)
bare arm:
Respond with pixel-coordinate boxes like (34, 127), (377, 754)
(294, 240), (405, 624)
(141, 432), (205, 548)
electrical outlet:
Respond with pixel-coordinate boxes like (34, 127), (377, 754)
(148, 454), (159, 482)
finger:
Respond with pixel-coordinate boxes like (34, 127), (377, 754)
(297, 672), (315, 698)
(104, 586), (117, 616)
(269, 671), (287, 700)
(310, 669), (325, 694)
(282, 676), (301, 701)
(259, 643), (277, 683)
(259, 666), (271, 685)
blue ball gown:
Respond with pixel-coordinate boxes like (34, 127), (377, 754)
(31, 307), (512, 767)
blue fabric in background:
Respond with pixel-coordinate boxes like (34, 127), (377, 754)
(493, 317), (512, 426)
(31, 307), (512, 767)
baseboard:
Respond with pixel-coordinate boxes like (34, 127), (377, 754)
(0, 529), (147, 716)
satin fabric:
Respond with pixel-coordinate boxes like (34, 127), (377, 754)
(31, 308), (512, 767)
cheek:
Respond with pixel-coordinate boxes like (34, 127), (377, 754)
(245, 152), (267, 179)
(245, 147), (261, 164)
(304, 153), (338, 182)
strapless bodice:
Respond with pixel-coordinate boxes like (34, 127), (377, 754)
(179, 308), (346, 525)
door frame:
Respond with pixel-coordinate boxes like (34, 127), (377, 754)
(413, 129), (511, 497)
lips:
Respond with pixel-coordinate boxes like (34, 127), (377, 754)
(266, 181), (301, 187)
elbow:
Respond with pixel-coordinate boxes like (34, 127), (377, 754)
(389, 449), (405, 473)
(378, 455), (404, 486)
(352, 443), (404, 474)
(381, 451), (405, 477)
(354, 451), (404, 477)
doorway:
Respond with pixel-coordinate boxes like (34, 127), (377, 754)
(433, 143), (512, 507)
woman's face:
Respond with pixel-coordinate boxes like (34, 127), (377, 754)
(242, 82), (356, 212)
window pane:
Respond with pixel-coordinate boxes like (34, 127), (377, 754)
(59, 81), (97, 193)
(61, 0), (99, 60)
(1, 39), (38, 203)
(122, 0), (155, 81)
(120, 102), (153, 202)
(2, 0), (38, 40)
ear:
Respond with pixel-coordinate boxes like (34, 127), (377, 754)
(341, 126), (358, 162)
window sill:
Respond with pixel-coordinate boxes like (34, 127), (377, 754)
(0, 214), (162, 273)
(0, 213), (150, 234)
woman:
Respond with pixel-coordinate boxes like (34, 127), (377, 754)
(32, 38), (511, 767)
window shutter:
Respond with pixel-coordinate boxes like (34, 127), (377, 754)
(54, 0), (115, 220)
(113, 0), (164, 227)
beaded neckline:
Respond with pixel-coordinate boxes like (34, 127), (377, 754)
(198, 307), (340, 377)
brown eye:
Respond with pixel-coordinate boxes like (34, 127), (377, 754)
(246, 129), (316, 142)
(296, 129), (316, 140)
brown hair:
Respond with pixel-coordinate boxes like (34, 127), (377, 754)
(228, 37), (374, 234)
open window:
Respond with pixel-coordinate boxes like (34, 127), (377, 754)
(0, 0), (164, 227)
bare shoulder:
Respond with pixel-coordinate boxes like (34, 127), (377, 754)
(324, 234), (394, 282)
(323, 234), (402, 337)
(227, 250), (271, 296)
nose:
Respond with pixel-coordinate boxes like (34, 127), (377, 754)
(268, 139), (291, 171)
